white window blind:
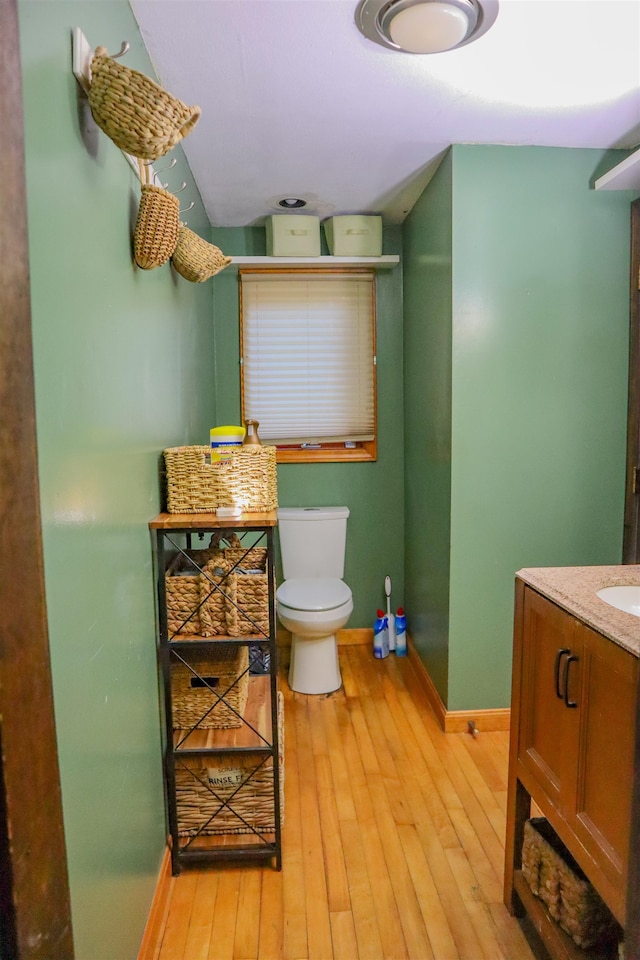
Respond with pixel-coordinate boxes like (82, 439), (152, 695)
(240, 272), (376, 444)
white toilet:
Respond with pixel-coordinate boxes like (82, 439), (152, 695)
(276, 507), (353, 695)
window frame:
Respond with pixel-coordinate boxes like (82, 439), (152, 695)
(239, 267), (377, 464)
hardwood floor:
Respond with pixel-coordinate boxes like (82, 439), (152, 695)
(152, 645), (538, 960)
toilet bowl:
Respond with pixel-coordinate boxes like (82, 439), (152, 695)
(277, 578), (353, 695)
(276, 507), (353, 695)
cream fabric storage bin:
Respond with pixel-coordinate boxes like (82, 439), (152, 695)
(323, 215), (382, 256)
(266, 215), (321, 257)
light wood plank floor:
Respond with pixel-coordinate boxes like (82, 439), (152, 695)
(153, 645), (539, 960)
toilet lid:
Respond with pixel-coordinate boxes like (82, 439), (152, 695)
(277, 578), (351, 612)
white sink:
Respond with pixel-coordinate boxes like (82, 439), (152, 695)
(596, 585), (640, 618)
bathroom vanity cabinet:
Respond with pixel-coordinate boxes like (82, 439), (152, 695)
(505, 568), (640, 960)
(149, 511), (282, 875)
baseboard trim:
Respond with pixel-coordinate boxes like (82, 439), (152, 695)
(407, 637), (510, 734)
(138, 845), (173, 960)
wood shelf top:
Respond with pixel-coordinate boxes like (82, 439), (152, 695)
(150, 510), (278, 529)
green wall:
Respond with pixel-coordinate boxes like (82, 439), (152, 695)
(404, 144), (636, 711)
(210, 226), (406, 627)
(18, 3), (214, 957)
(402, 152), (454, 702)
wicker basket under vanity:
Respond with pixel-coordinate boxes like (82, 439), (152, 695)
(522, 818), (621, 950)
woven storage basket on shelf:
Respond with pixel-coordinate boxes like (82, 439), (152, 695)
(165, 546), (220, 637)
(170, 645), (249, 730)
(522, 818), (620, 950)
(175, 691), (284, 837)
(134, 161), (179, 269)
(164, 445), (278, 514)
(88, 46), (200, 160)
(199, 535), (269, 637)
(171, 225), (232, 282)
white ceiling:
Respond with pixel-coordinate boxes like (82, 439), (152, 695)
(130, 0), (640, 228)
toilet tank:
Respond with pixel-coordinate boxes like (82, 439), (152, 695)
(277, 507), (349, 579)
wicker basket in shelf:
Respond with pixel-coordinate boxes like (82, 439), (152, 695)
(163, 445), (278, 514)
(522, 818), (620, 950)
(175, 691), (284, 837)
(170, 646), (249, 730)
(88, 46), (200, 160)
(165, 546), (220, 636)
(200, 537), (269, 637)
(165, 535), (270, 638)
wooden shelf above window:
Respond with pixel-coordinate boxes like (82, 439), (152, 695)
(226, 255), (399, 270)
(594, 148), (640, 191)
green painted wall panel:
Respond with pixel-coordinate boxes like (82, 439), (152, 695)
(403, 144), (634, 712)
(211, 226), (406, 627)
(402, 153), (453, 701)
(18, 3), (214, 957)
(447, 145), (634, 710)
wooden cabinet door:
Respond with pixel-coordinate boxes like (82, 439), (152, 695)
(519, 588), (581, 818)
(573, 622), (638, 922)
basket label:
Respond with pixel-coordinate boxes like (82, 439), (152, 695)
(207, 766), (243, 789)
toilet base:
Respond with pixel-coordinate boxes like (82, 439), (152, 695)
(289, 633), (342, 695)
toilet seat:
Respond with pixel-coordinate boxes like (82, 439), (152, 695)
(276, 577), (351, 612)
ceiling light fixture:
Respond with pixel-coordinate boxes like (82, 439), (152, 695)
(355, 0), (498, 54)
(278, 198), (307, 208)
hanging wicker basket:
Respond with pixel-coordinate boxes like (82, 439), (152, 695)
(88, 46), (200, 160)
(134, 161), (179, 269)
(171, 225), (232, 283)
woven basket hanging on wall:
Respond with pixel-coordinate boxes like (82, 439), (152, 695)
(134, 160), (180, 270)
(171, 225), (232, 283)
(88, 46), (201, 160)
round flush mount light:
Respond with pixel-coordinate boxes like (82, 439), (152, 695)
(355, 0), (498, 54)
(278, 198), (307, 208)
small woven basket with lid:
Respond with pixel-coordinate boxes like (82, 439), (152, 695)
(88, 46), (200, 160)
(171, 225), (232, 283)
(134, 161), (179, 269)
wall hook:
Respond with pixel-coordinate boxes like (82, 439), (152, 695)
(179, 201), (195, 215)
(173, 182), (188, 193)
(155, 158), (177, 176)
(111, 41), (130, 60)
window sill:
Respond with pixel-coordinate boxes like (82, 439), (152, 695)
(276, 443), (377, 464)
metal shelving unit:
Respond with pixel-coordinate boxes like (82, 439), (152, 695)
(150, 511), (282, 875)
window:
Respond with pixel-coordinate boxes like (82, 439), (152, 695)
(240, 270), (377, 463)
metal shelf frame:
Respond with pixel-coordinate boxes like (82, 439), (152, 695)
(150, 513), (282, 874)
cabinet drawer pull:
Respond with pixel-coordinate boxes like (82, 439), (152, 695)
(554, 648), (570, 698)
(563, 655), (579, 708)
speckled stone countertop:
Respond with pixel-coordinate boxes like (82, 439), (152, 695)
(517, 565), (640, 658)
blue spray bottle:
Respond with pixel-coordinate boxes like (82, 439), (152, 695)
(373, 608), (389, 659)
(395, 607), (407, 657)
